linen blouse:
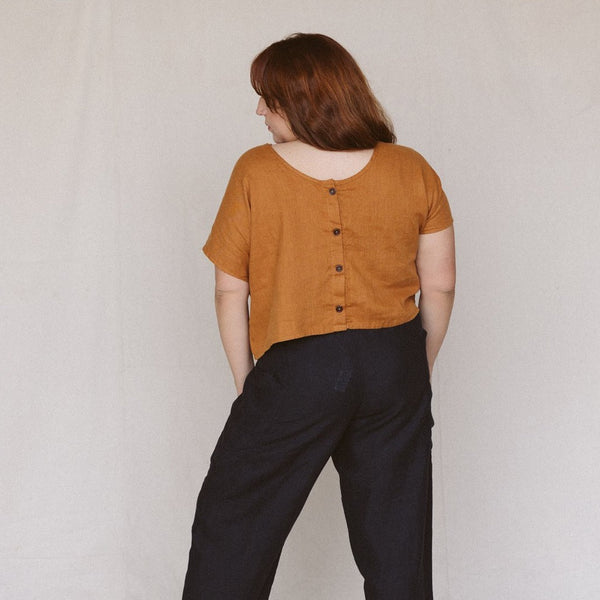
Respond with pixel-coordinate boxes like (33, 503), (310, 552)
(203, 142), (453, 359)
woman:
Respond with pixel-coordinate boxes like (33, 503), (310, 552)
(182, 33), (455, 600)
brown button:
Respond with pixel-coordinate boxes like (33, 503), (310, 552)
(335, 265), (343, 272)
(333, 228), (341, 236)
(335, 305), (343, 312)
(329, 187), (336, 195)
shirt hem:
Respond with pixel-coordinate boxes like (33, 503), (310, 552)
(252, 310), (420, 359)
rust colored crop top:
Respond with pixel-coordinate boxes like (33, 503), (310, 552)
(203, 142), (453, 359)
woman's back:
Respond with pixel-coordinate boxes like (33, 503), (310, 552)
(202, 141), (452, 360)
(271, 140), (375, 181)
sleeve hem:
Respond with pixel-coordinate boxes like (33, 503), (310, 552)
(202, 245), (249, 282)
(419, 219), (454, 235)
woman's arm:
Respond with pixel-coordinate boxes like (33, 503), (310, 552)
(214, 267), (254, 395)
(415, 225), (456, 376)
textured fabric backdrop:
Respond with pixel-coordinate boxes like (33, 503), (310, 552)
(2, 1), (599, 598)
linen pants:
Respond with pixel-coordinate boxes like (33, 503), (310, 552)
(182, 315), (434, 600)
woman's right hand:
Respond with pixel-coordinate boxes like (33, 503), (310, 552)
(214, 267), (254, 394)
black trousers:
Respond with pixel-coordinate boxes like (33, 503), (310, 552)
(182, 315), (434, 600)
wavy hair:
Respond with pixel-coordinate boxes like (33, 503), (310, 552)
(250, 33), (396, 150)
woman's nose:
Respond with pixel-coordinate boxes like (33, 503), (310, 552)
(256, 97), (266, 115)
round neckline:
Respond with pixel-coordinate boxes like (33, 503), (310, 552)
(266, 142), (381, 186)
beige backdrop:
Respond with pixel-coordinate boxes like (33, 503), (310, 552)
(2, 1), (599, 598)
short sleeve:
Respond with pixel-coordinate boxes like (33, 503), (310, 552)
(420, 161), (453, 234)
(202, 159), (251, 281)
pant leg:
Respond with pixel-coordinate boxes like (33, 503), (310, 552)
(182, 333), (358, 600)
(331, 319), (434, 600)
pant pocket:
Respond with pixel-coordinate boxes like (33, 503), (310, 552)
(210, 366), (287, 460)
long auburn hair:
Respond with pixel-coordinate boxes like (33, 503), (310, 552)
(250, 33), (396, 150)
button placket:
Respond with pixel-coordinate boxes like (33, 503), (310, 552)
(325, 183), (347, 320)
